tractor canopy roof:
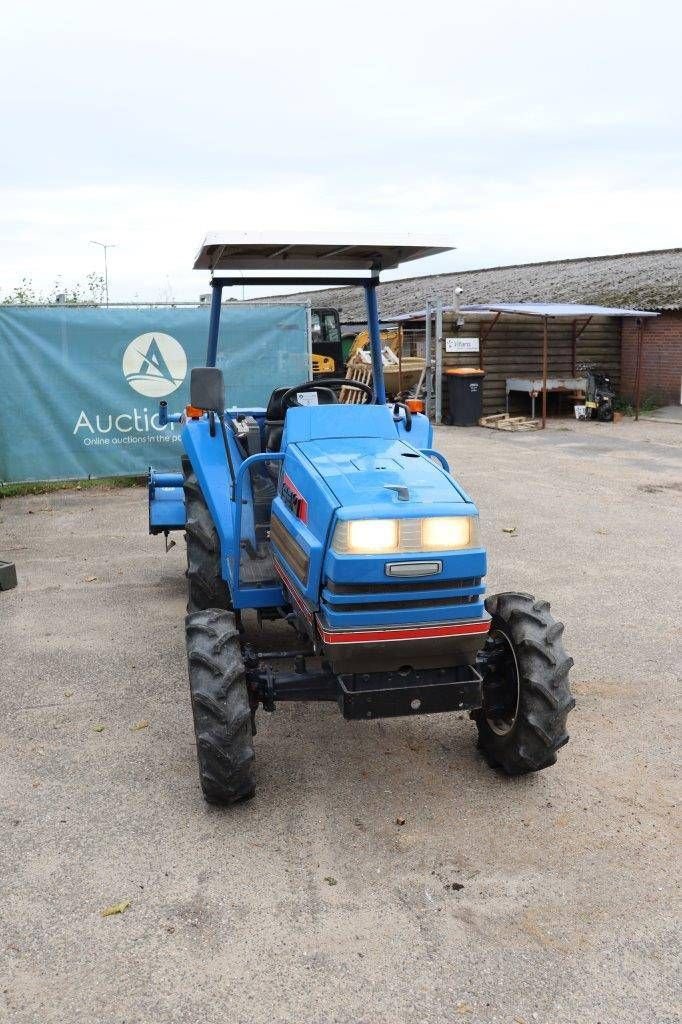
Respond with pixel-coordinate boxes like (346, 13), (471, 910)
(194, 232), (454, 274)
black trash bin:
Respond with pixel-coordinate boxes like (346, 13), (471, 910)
(444, 368), (485, 426)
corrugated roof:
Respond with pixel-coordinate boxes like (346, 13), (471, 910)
(259, 248), (682, 319)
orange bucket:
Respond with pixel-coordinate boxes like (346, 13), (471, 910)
(406, 398), (424, 414)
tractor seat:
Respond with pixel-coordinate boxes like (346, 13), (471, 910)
(264, 387), (289, 455)
(264, 384), (336, 454)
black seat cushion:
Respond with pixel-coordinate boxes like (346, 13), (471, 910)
(265, 386), (289, 424)
(265, 386), (289, 455)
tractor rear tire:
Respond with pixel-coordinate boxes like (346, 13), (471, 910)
(185, 608), (256, 804)
(183, 456), (232, 615)
(474, 592), (575, 775)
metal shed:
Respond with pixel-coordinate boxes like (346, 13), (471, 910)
(463, 303), (659, 425)
(396, 302), (659, 426)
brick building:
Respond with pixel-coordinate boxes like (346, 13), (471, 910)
(272, 248), (682, 407)
(621, 310), (682, 405)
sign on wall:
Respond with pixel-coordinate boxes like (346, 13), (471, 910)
(445, 336), (480, 353)
(0, 304), (310, 483)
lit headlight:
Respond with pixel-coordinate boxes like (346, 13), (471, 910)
(332, 516), (478, 554)
(346, 519), (399, 554)
(422, 515), (473, 550)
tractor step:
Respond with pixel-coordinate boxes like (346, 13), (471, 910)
(338, 664), (482, 720)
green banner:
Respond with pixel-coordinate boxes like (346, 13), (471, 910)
(0, 304), (310, 483)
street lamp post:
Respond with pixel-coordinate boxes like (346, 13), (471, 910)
(89, 240), (116, 305)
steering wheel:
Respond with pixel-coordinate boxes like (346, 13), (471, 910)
(281, 378), (374, 409)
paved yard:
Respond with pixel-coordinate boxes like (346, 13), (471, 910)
(1, 418), (680, 1024)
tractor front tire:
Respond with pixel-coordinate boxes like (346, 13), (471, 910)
(183, 457), (232, 615)
(186, 608), (256, 804)
(474, 592), (575, 775)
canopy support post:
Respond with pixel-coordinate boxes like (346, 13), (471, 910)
(572, 316), (592, 376)
(364, 276), (386, 406)
(479, 310), (500, 372)
(206, 281), (223, 367)
(435, 299), (443, 425)
(541, 316), (548, 429)
(425, 301), (432, 415)
(634, 317), (645, 421)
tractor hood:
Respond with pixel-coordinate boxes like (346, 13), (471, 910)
(296, 437), (469, 514)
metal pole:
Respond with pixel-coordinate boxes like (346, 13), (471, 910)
(435, 299), (443, 425)
(206, 282), (223, 367)
(634, 317), (644, 421)
(425, 301), (432, 417)
(478, 310), (500, 373)
(572, 317), (592, 377)
(365, 280), (386, 405)
(89, 240), (115, 306)
(542, 316), (548, 429)
(397, 326), (403, 396)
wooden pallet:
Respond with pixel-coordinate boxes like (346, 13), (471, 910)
(478, 413), (540, 432)
(340, 363), (373, 404)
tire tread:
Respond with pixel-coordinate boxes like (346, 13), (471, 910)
(475, 592), (575, 776)
(183, 462), (232, 614)
(186, 608), (255, 804)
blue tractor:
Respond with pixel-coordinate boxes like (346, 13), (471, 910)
(149, 235), (575, 804)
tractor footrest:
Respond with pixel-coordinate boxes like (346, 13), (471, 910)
(338, 664), (482, 720)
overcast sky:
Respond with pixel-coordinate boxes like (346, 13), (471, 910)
(1, 0), (680, 302)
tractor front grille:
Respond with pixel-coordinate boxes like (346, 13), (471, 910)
(320, 573), (485, 628)
(328, 593), (479, 613)
(325, 576), (481, 596)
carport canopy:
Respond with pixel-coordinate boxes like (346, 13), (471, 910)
(393, 299), (659, 319)
(462, 302), (659, 319)
(396, 301), (659, 426)
(395, 302), (659, 320)
(460, 303), (659, 424)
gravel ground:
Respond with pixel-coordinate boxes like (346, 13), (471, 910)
(1, 418), (680, 1024)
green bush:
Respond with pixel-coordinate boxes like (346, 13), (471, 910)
(614, 393), (663, 417)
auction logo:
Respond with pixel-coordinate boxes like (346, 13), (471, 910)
(122, 333), (187, 397)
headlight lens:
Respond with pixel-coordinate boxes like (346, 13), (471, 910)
(346, 518), (399, 554)
(332, 516), (478, 554)
(422, 515), (471, 550)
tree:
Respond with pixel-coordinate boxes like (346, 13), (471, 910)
(2, 277), (39, 304)
(1, 273), (106, 305)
